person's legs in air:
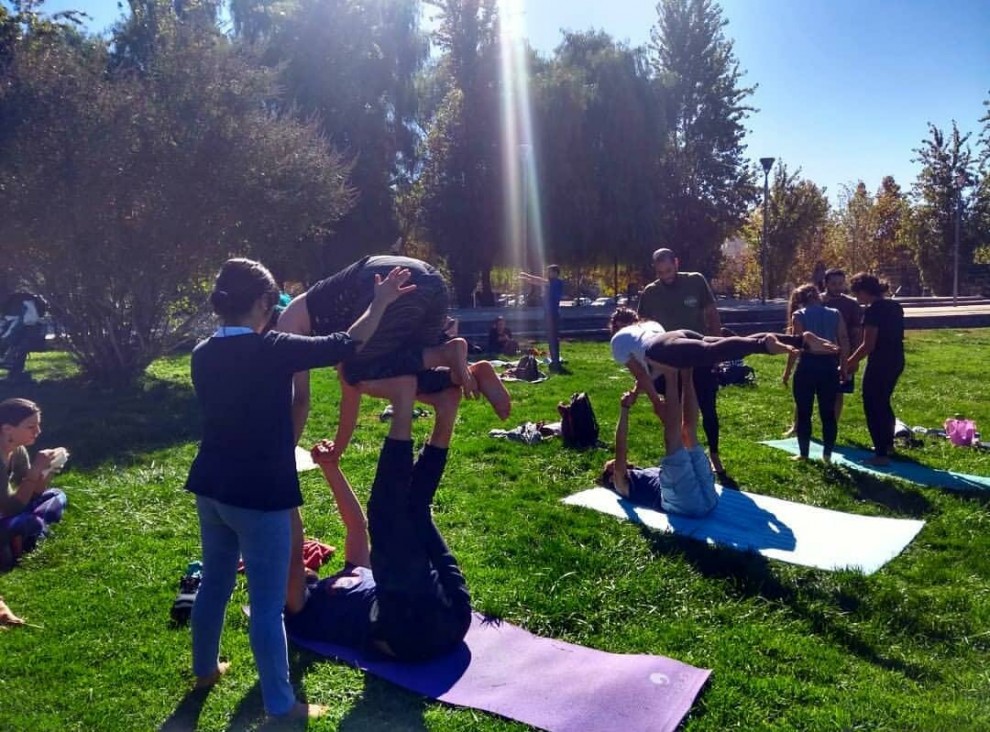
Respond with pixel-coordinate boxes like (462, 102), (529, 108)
(646, 330), (805, 369)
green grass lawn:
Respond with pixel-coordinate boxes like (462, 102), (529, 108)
(1, 331), (989, 731)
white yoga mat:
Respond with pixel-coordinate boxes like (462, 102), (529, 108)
(563, 487), (924, 574)
(295, 446), (318, 473)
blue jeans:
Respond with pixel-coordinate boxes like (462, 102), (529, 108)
(191, 496), (295, 716)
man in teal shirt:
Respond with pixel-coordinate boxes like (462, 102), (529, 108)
(637, 248), (726, 477)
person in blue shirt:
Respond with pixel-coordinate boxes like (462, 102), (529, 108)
(184, 257), (413, 720)
(781, 284), (850, 463)
(519, 265), (565, 372)
(285, 373), (471, 661)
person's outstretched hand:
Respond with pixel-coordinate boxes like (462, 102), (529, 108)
(620, 390), (638, 409)
(373, 267), (416, 306)
(310, 439), (342, 467)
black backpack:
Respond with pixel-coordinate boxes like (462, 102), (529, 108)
(717, 361), (755, 387)
(510, 354), (541, 382)
(558, 392), (600, 449)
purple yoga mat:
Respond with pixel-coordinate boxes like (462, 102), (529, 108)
(289, 613), (710, 732)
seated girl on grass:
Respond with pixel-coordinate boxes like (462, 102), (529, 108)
(0, 398), (68, 570)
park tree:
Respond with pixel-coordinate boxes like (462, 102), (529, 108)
(741, 161), (829, 298)
(231, 0), (429, 274)
(408, 0), (503, 306)
(533, 31), (663, 274)
(871, 176), (912, 272)
(910, 122), (975, 294)
(649, 0), (755, 276)
(833, 182), (875, 275)
(971, 93), (990, 265)
(0, 2), (354, 384)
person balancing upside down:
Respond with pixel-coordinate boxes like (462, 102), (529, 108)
(285, 374), (472, 661)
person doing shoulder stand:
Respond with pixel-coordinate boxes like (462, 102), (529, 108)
(183, 257), (413, 720)
(285, 368), (472, 661)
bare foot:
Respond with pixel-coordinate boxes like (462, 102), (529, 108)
(791, 454), (807, 462)
(446, 339), (480, 399)
(282, 702), (329, 720)
(862, 455), (891, 466)
(782, 425), (796, 438)
(194, 661), (231, 689)
(765, 334), (799, 356)
(802, 332), (840, 355)
(0, 597), (25, 627)
(471, 361), (511, 420)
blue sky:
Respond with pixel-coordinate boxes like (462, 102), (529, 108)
(27, 0), (990, 201)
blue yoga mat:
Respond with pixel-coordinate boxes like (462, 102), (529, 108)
(564, 487), (923, 574)
(761, 438), (990, 492)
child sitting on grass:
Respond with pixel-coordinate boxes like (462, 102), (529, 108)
(0, 398), (68, 570)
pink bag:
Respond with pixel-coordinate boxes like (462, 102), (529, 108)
(944, 418), (977, 447)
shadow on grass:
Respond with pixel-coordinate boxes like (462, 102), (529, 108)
(824, 465), (933, 518)
(639, 529), (935, 682)
(338, 675), (430, 732)
(159, 686), (213, 731)
(0, 373), (200, 469)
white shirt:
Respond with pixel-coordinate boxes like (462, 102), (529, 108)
(610, 321), (666, 371)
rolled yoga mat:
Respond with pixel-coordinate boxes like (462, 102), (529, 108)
(289, 612), (710, 732)
(563, 487), (923, 574)
(761, 437), (990, 492)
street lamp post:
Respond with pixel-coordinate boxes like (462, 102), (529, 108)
(953, 171), (965, 307)
(759, 157), (775, 304)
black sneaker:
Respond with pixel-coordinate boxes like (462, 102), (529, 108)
(170, 567), (202, 626)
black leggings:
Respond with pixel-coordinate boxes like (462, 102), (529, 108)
(644, 330), (802, 368)
(862, 355), (904, 458)
(367, 439), (472, 661)
(793, 354), (840, 457)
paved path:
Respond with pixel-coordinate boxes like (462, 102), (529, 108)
(450, 298), (990, 340)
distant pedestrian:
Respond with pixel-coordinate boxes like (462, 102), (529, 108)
(812, 261), (826, 292)
(519, 265), (565, 372)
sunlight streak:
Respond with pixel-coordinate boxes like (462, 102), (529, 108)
(498, 0), (545, 289)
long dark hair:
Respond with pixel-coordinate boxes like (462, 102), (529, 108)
(0, 398), (40, 428)
(209, 258), (279, 323)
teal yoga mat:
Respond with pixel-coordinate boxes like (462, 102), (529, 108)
(761, 438), (990, 492)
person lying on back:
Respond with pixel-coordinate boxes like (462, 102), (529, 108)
(598, 364), (718, 518)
